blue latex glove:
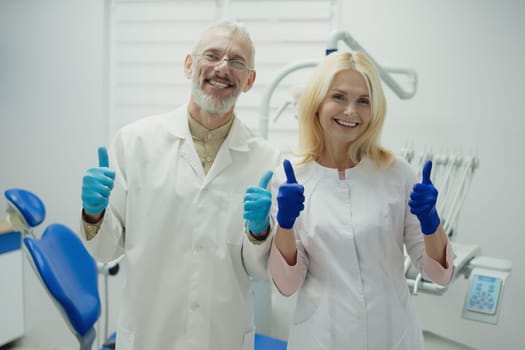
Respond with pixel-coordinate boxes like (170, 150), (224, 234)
(277, 160), (305, 229)
(243, 170), (274, 234)
(82, 147), (115, 215)
(409, 160), (441, 235)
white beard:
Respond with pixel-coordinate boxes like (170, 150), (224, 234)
(191, 75), (240, 115)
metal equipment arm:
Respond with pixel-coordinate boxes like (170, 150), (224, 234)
(326, 29), (418, 100)
(259, 30), (418, 139)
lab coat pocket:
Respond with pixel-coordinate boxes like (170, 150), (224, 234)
(289, 293), (327, 350)
(213, 192), (250, 304)
(293, 289), (321, 325)
(115, 323), (135, 350)
(392, 265), (410, 306)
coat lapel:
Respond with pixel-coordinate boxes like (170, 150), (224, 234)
(167, 105), (205, 178)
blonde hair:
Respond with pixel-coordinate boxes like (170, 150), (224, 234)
(296, 51), (393, 168)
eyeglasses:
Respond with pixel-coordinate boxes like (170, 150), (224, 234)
(194, 53), (253, 72)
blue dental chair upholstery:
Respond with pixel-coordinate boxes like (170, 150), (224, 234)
(24, 223), (101, 349)
(5, 188), (111, 350)
(255, 333), (287, 350)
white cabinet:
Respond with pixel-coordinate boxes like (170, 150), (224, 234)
(0, 231), (24, 346)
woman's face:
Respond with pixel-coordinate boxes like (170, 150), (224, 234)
(317, 69), (372, 147)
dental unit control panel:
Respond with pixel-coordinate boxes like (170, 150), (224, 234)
(462, 257), (512, 324)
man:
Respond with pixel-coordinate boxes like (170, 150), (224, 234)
(80, 19), (280, 350)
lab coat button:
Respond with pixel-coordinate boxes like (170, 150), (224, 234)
(191, 302), (200, 310)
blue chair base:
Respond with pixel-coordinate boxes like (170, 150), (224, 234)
(255, 333), (287, 350)
(101, 331), (116, 349)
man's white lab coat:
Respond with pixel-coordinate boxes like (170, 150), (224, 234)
(81, 105), (280, 350)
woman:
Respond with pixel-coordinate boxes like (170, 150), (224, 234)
(268, 51), (455, 349)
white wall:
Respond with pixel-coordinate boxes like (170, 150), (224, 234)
(0, 0), (121, 348)
(1, 1), (524, 349)
(339, 0), (524, 349)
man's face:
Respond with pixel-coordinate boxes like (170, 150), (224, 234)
(185, 28), (256, 115)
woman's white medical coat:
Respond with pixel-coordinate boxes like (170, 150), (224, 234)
(273, 157), (435, 350)
(81, 105), (280, 350)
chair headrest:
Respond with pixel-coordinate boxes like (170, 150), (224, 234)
(4, 188), (46, 228)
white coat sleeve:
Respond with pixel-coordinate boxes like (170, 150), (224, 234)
(241, 218), (275, 280)
(80, 132), (127, 263)
(240, 146), (283, 280)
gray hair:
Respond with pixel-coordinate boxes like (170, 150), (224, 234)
(192, 18), (256, 67)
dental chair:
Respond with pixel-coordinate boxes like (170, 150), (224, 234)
(4, 187), (114, 350)
(4, 188), (287, 350)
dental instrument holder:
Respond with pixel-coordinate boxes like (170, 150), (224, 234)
(402, 152), (481, 295)
(462, 257), (512, 325)
(400, 151), (512, 327)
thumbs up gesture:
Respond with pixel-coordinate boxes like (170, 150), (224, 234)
(243, 170), (274, 234)
(82, 147), (116, 216)
(408, 160), (441, 235)
(277, 160), (305, 229)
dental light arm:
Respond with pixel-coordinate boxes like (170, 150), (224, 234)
(326, 29), (418, 100)
(259, 30), (418, 139)
(259, 60), (319, 139)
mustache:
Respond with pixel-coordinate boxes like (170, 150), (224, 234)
(202, 73), (236, 88)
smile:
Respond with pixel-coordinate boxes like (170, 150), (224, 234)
(206, 78), (234, 89)
(334, 118), (358, 127)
